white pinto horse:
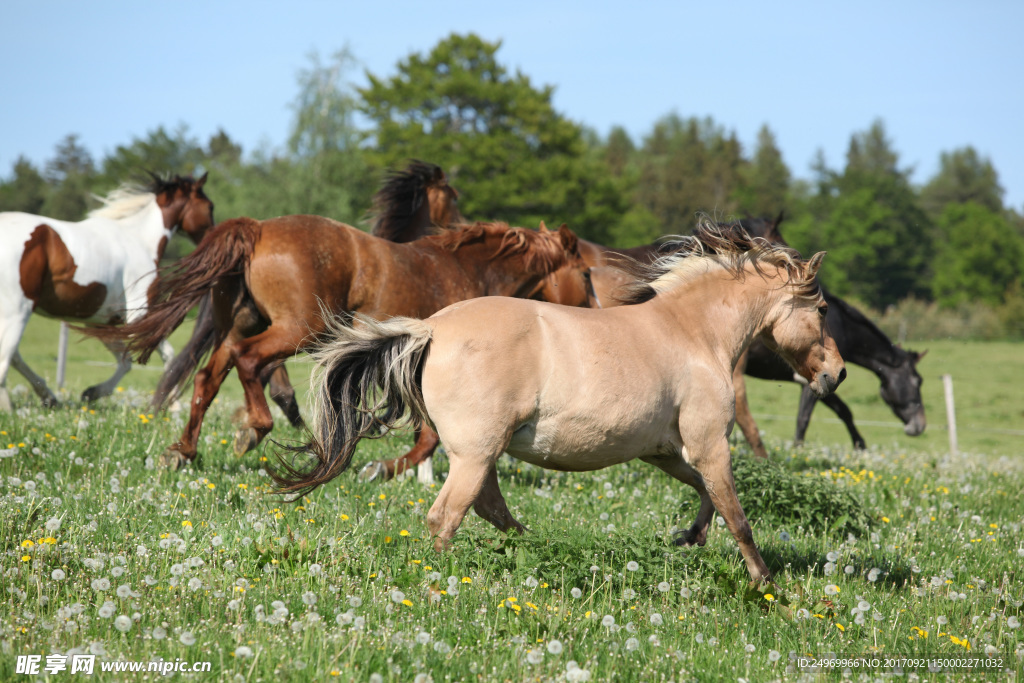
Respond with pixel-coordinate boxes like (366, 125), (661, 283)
(0, 174), (214, 410)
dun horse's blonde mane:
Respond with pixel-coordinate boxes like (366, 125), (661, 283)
(88, 185), (157, 220)
(429, 221), (566, 271)
(618, 218), (820, 305)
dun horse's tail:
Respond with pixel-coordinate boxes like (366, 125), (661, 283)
(150, 294), (217, 410)
(271, 314), (433, 497)
(88, 218), (261, 364)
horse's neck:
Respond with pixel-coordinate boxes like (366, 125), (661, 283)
(829, 298), (900, 371)
(655, 270), (777, 372)
(112, 201), (174, 259)
(454, 243), (549, 297)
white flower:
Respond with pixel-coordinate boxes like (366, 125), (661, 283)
(626, 561), (639, 572)
(98, 604), (114, 618)
(625, 637), (640, 651)
(348, 596), (362, 608)
(824, 584), (840, 596)
(51, 569), (65, 581)
(650, 613), (663, 626)
(657, 581), (670, 593)
(779, 531), (791, 542)
(302, 591), (317, 606)
(234, 646), (253, 658)
(826, 551), (839, 562)
(114, 615), (132, 632)
(601, 615), (615, 627)
(117, 584), (131, 598)
(526, 649), (543, 664)
(937, 615), (948, 625)
(768, 649), (781, 662)
(796, 608), (810, 620)
(867, 568), (881, 582)
(91, 578), (110, 591)
(570, 587), (582, 599)
(308, 563), (321, 576)
(745, 643), (756, 653)
(525, 576), (539, 588)
(547, 639), (563, 655)
(188, 578), (202, 592)
(416, 631), (431, 645)
(179, 631), (196, 646)
(680, 587), (691, 599)
(45, 517), (61, 532)
(390, 590), (405, 603)
(1008, 616), (1021, 629)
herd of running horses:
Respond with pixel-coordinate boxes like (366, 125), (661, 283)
(0, 163), (926, 582)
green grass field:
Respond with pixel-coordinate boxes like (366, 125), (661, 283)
(1, 316), (1022, 680)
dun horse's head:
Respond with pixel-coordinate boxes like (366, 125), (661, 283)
(759, 252), (846, 398)
(152, 173), (215, 244)
(532, 222), (599, 308)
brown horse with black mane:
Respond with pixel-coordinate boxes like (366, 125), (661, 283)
(91, 216), (592, 468)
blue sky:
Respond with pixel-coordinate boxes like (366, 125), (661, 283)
(3, 1), (1022, 209)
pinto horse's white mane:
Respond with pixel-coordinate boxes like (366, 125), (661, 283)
(88, 186), (157, 220)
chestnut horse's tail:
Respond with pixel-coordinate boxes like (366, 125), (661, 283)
(88, 218), (261, 365)
(271, 314), (433, 497)
(150, 294), (217, 410)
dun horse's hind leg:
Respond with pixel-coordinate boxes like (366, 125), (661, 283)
(11, 351), (59, 408)
(472, 465), (527, 534)
(82, 340), (132, 402)
(359, 424), (440, 482)
(641, 453), (714, 547)
(426, 449), (497, 551)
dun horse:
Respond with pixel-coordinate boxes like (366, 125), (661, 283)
(0, 174), (214, 410)
(276, 225), (846, 583)
(92, 217), (593, 468)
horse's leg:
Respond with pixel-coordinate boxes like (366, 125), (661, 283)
(82, 340), (132, 402)
(359, 424), (440, 482)
(166, 341), (237, 468)
(641, 453), (714, 547)
(156, 339), (176, 368)
(11, 350), (59, 408)
(690, 439), (771, 583)
(0, 307), (37, 410)
(472, 464), (527, 534)
(266, 365), (304, 428)
(230, 328), (305, 455)
(733, 350), (769, 459)
(426, 448), (497, 551)
(802, 387), (866, 449)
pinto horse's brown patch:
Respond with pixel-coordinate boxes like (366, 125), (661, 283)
(19, 224), (108, 319)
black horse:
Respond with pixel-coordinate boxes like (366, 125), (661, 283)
(731, 215), (927, 457)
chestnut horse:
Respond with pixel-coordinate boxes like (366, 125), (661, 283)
(0, 174), (214, 410)
(92, 217), (592, 468)
(276, 224), (846, 583)
(151, 160), (463, 419)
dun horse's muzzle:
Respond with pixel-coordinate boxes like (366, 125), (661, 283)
(814, 366), (846, 397)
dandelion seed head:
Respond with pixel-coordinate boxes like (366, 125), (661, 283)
(179, 631), (196, 646)
(547, 639), (563, 655)
(570, 587), (582, 599)
(114, 615), (131, 632)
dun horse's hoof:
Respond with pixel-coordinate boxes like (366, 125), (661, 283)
(233, 428), (260, 456)
(159, 447), (190, 470)
(358, 461), (389, 483)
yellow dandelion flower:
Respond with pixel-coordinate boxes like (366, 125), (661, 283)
(462, 577), (472, 583)
(399, 530), (410, 537)
(340, 514), (349, 521)
(21, 555), (31, 562)
(401, 599), (413, 607)
(835, 623), (845, 632)
(181, 520), (192, 528)
(764, 594), (774, 601)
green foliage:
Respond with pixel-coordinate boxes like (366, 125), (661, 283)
(360, 33), (627, 241)
(97, 125), (206, 187)
(634, 114), (745, 235)
(931, 202), (1024, 307)
(40, 133), (96, 220)
(921, 146), (1004, 219)
(732, 456), (872, 537)
(737, 124), (790, 217)
(0, 156), (48, 213)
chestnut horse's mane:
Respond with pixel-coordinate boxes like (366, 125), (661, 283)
(425, 221), (569, 272)
(369, 160), (448, 242)
(616, 218), (821, 305)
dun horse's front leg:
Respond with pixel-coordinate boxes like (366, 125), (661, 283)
(691, 439), (772, 583)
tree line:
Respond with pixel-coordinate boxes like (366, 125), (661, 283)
(3, 33), (1023, 334)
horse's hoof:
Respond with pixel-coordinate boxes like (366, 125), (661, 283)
(233, 428), (259, 456)
(230, 406), (248, 427)
(41, 395), (60, 409)
(358, 461), (389, 483)
(673, 529), (707, 548)
(81, 387), (102, 403)
(159, 447), (190, 470)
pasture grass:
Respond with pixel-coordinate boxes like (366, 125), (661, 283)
(1, 317), (1022, 680)
(1, 391), (1023, 680)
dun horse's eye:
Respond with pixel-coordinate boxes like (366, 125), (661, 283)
(817, 303), (829, 318)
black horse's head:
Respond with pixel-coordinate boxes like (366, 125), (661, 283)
(877, 349), (927, 436)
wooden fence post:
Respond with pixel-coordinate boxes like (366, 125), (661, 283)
(942, 374), (958, 457)
(56, 322), (69, 390)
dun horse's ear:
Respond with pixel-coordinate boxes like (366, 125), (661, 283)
(806, 251), (826, 278)
(557, 224), (578, 253)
